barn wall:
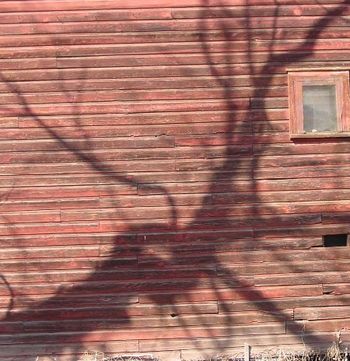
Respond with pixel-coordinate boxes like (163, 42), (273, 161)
(0, 0), (350, 360)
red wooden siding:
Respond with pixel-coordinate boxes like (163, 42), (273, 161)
(0, 0), (350, 360)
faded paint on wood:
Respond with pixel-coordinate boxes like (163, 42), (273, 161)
(0, 1), (350, 360)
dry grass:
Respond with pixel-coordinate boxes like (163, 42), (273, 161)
(184, 331), (349, 361)
(35, 352), (157, 361)
(77, 352), (157, 361)
(35, 332), (349, 361)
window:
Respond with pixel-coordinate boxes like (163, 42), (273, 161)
(288, 71), (350, 138)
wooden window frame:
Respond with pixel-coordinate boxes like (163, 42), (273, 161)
(288, 71), (350, 139)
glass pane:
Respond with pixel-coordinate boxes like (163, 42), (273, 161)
(302, 85), (337, 132)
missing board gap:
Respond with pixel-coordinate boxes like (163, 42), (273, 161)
(323, 234), (349, 247)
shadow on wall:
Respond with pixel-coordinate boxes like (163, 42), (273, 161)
(0, 0), (349, 359)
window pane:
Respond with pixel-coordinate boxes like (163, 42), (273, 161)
(302, 85), (337, 132)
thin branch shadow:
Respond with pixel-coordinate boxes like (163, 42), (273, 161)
(0, 1), (349, 359)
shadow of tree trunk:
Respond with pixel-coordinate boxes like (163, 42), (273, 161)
(0, 1), (349, 359)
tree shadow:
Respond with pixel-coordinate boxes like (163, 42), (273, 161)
(0, 1), (349, 360)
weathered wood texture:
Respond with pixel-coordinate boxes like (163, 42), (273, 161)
(0, 0), (350, 360)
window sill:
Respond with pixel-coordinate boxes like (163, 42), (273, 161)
(290, 132), (350, 139)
